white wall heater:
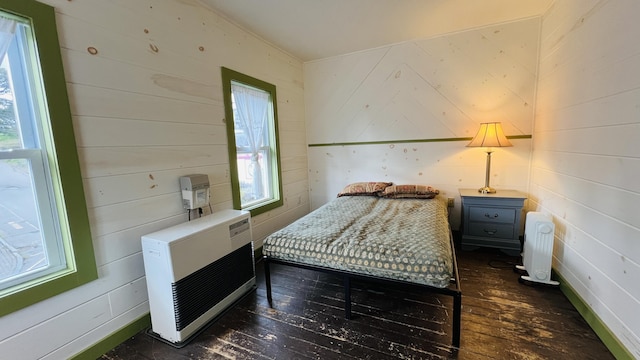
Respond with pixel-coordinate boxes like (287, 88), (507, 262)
(516, 212), (559, 286)
(141, 209), (254, 346)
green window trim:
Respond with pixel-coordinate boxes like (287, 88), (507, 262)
(221, 67), (284, 217)
(0, 0), (97, 316)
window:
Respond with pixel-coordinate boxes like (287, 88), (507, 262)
(0, 0), (97, 316)
(221, 67), (283, 216)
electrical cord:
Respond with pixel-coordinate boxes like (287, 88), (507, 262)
(488, 259), (519, 269)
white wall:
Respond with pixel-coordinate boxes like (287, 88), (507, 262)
(532, 0), (640, 356)
(304, 18), (540, 228)
(0, 0), (307, 358)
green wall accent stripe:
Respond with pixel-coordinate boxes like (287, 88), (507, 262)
(554, 271), (634, 360)
(308, 134), (532, 147)
(70, 313), (151, 360)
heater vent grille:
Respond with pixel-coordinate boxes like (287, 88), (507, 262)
(172, 243), (254, 331)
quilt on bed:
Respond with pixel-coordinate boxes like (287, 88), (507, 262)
(263, 196), (453, 288)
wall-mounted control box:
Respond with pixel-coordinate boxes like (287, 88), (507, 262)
(179, 174), (210, 210)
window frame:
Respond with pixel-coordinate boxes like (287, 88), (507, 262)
(221, 67), (283, 216)
(0, 0), (97, 316)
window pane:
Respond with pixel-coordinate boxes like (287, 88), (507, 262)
(0, 58), (21, 150)
(0, 17), (66, 291)
(230, 82), (276, 209)
(0, 159), (47, 286)
(236, 149), (272, 207)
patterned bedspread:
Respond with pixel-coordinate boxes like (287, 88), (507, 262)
(263, 196), (453, 288)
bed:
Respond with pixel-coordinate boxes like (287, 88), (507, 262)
(262, 183), (462, 347)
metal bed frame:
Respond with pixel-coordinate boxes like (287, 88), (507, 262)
(263, 232), (462, 348)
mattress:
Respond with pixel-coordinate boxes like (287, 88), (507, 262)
(263, 196), (453, 288)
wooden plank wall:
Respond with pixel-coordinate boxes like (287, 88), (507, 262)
(0, 0), (307, 359)
(531, 0), (640, 356)
(304, 18), (540, 228)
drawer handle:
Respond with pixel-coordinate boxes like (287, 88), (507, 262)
(484, 229), (498, 235)
(484, 213), (499, 218)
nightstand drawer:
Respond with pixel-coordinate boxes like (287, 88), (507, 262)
(469, 206), (516, 224)
(467, 223), (515, 239)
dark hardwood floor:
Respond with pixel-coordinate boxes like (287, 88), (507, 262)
(101, 247), (614, 359)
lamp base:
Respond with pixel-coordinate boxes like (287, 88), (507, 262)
(478, 186), (497, 194)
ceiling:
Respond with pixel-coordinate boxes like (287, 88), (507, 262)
(198, 0), (553, 62)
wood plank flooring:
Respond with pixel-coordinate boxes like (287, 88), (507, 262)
(100, 247), (614, 359)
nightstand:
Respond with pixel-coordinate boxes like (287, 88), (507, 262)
(459, 189), (527, 256)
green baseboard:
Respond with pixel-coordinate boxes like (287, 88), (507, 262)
(70, 313), (151, 360)
(554, 270), (634, 360)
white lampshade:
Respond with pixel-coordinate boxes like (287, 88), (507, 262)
(466, 122), (512, 193)
(467, 122), (512, 148)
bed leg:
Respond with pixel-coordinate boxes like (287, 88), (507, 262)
(264, 260), (273, 306)
(452, 292), (461, 348)
(344, 276), (352, 319)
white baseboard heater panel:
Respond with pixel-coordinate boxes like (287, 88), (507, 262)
(516, 211), (558, 286)
(142, 209), (254, 346)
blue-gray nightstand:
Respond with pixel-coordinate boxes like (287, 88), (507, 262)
(459, 189), (527, 256)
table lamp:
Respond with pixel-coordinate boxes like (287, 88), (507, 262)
(467, 122), (512, 194)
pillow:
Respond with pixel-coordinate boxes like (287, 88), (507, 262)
(337, 182), (393, 197)
(380, 184), (439, 199)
